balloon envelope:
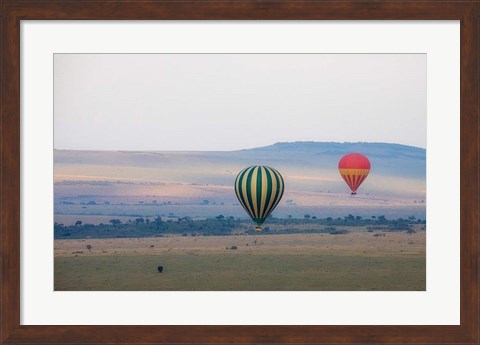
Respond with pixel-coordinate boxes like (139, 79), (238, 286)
(234, 166), (284, 227)
(338, 153), (371, 194)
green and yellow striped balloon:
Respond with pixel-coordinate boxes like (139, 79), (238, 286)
(234, 166), (284, 230)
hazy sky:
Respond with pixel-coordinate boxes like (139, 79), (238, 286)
(54, 54), (426, 151)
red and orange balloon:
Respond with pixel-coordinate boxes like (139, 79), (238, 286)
(338, 153), (370, 195)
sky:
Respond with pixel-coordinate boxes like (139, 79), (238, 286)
(54, 54), (426, 151)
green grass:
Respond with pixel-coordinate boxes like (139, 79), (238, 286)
(54, 253), (425, 291)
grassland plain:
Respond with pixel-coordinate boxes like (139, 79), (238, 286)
(54, 231), (425, 291)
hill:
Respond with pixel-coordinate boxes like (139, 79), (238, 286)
(54, 142), (426, 222)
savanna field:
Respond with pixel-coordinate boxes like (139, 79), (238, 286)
(55, 229), (425, 291)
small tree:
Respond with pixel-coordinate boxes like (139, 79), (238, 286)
(109, 219), (121, 226)
(304, 214), (311, 219)
(215, 215), (225, 221)
(86, 244), (92, 254)
(154, 216), (162, 230)
(75, 220), (82, 226)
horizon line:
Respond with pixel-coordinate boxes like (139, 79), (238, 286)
(53, 140), (426, 152)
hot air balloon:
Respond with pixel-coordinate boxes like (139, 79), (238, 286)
(234, 166), (284, 231)
(338, 153), (371, 195)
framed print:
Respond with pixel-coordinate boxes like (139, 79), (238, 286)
(1, 1), (478, 344)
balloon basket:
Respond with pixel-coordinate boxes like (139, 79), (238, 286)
(254, 226), (263, 231)
(351, 192), (357, 195)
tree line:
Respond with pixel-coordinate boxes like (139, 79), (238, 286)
(54, 215), (425, 239)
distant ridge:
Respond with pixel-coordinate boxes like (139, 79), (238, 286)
(54, 141), (426, 181)
(54, 140), (426, 219)
(236, 141), (425, 160)
(55, 141), (425, 155)
(252, 141), (424, 150)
